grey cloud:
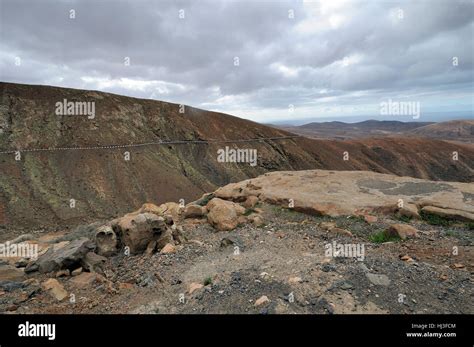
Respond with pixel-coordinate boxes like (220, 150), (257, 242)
(0, 0), (472, 122)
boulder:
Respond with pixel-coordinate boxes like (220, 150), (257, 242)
(248, 214), (265, 227)
(81, 252), (107, 273)
(95, 225), (119, 257)
(114, 213), (168, 254)
(397, 203), (420, 219)
(206, 198), (245, 231)
(421, 206), (474, 222)
(214, 182), (247, 201)
(42, 278), (68, 301)
(34, 238), (94, 274)
(386, 224), (418, 240)
(184, 204), (205, 218)
(138, 203), (166, 216)
(159, 202), (182, 223)
(243, 196), (259, 209)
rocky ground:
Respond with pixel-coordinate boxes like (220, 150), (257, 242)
(0, 170), (472, 314)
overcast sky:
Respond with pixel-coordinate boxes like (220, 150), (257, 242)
(1, 0), (473, 123)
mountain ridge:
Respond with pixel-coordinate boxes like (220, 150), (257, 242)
(1, 82), (473, 231)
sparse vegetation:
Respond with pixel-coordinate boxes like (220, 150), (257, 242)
(196, 193), (215, 207)
(369, 230), (401, 243)
(395, 214), (412, 223)
(420, 210), (452, 226)
(244, 208), (257, 216)
(203, 276), (213, 286)
(347, 215), (365, 222)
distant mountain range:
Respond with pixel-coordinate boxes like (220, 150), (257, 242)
(276, 119), (473, 142)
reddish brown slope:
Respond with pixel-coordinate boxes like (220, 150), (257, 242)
(0, 82), (472, 230)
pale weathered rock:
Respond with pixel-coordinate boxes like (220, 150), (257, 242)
(55, 269), (70, 278)
(95, 225), (119, 257)
(206, 198), (244, 231)
(243, 196), (259, 209)
(211, 170), (474, 219)
(161, 243), (176, 254)
(386, 224), (418, 240)
(138, 203), (166, 216)
(160, 202), (182, 222)
(248, 214), (265, 227)
(42, 278), (68, 301)
(421, 206), (474, 222)
(34, 238), (94, 274)
(114, 213), (167, 254)
(188, 282), (204, 294)
(397, 203), (420, 219)
(214, 182), (248, 201)
(255, 295), (270, 306)
(184, 204), (204, 218)
(71, 267), (82, 276)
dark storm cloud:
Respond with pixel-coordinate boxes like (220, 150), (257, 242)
(0, 0), (473, 122)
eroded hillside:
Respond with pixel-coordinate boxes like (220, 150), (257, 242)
(1, 82), (473, 230)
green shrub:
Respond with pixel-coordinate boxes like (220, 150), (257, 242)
(369, 230), (401, 243)
(420, 210), (452, 226)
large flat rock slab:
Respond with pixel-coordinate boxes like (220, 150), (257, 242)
(214, 170), (474, 220)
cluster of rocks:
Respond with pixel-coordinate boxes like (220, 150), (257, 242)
(92, 194), (264, 257)
(6, 194), (265, 280)
(0, 194), (265, 306)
